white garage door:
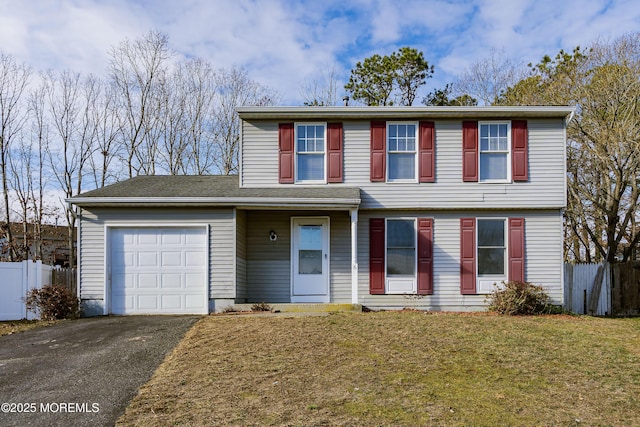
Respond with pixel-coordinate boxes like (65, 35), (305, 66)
(110, 227), (208, 314)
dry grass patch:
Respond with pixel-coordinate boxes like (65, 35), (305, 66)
(0, 319), (55, 336)
(118, 312), (640, 426)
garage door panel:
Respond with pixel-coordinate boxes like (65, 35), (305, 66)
(138, 295), (159, 310)
(161, 251), (182, 267)
(161, 232), (181, 245)
(185, 273), (205, 288)
(185, 232), (206, 245)
(161, 295), (182, 310)
(185, 251), (205, 266)
(110, 227), (208, 315)
(161, 273), (182, 288)
(138, 252), (159, 267)
(185, 294), (207, 309)
(112, 273), (134, 288)
(111, 250), (133, 268)
(138, 273), (159, 288)
(138, 231), (160, 245)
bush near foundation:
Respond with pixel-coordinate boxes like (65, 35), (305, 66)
(25, 284), (80, 320)
(487, 281), (552, 315)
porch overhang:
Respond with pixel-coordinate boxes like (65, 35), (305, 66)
(69, 196), (361, 210)
(68, 175), (361, 211)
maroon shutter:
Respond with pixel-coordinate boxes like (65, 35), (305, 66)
(419, 121), (435, 183)
(417, 218), (434, 295)
(327, 122), (343, 183)
(508, 218), (525, 282)
(462, 121), (478, 182)
(370, 121), (386, 182)
(512, 120), (528, 182)
(369, 218), (385, 294)
(278, 123), (294, 184)
(460, 218), (476, 294)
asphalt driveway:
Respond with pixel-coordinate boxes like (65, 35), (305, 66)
(0, 315), (200, 427)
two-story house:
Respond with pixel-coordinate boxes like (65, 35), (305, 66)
(71, 106), (574, 316)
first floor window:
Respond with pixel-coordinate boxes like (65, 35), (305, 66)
(479, 122), (510, 182)
(477, 219), (506, 275)
(296, 124), (325, 182)
(369, 217), (434, 295)
(386, 219), (416, 276)
(387, 123), (417, 181)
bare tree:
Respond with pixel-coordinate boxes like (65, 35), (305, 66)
(454, 48), (527, 105)
(0, 53), (31, 260)
(87, 78), (122, 188)
(27, 81), (49, 260)
(179, 58), (218, 174)
(300, 65), (341, 106)
(157, 63), (189, 174)
(8, 133), (36, 260)
(44, 70), (97, 267)
(108, 30), (171, 177)
(213, 67), (278, 174)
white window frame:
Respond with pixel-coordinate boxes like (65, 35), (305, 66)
(295, 122), (327, 184)
(386, 121), (418, 183)
(479, 121), (511, 183)
(476, 217), (507, 294)
(385, 217), (417, 294)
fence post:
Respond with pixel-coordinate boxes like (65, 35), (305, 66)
(565, 263), (574, 313)
(588, 263), (607, 315)
(21, 261), (29, 319)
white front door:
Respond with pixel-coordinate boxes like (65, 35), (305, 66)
(291, 217), (329, 303)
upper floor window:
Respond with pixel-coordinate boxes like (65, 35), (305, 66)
(387, 122), (417, 182)
(296, 123), (326, 182)
(479, 122), (510, 182)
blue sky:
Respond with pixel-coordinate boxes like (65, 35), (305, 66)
(1, 0), (639, 104)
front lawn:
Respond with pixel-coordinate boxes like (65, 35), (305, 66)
(117, 312), (640, 426)
(0, 319), (54, 336)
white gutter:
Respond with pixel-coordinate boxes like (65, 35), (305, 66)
(237, 105), (576, 120)
(68, 196), (361, 209)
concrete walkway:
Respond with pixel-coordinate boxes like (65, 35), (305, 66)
(0, 315), (200, 427)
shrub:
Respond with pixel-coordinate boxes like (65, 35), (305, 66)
(486, 281), (551, 315)
(25, 284), (80, 320)
(251, 302), (272, 312)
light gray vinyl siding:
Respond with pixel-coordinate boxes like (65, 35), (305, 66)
(357, 210), (563, 311)
(235, 209), (247, 301)
(241, 121), (279, 187)
(245, 210), (352, 303)
(329, 212), (352, 303)
(246, 210), (290, 302)
(78, 207), (236, 312)
(241, 119), (566, 209)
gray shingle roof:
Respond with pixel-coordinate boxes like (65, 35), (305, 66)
(71, 175), (361, 208)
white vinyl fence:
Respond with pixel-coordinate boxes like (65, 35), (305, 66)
(0, 260), (53, 321)
(564, 263), (611, 316)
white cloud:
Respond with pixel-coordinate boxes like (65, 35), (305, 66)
(0, 0), (639, 104)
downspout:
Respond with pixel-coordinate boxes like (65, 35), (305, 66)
(350, 208), (359, 304)
(67, 199), (81, 303)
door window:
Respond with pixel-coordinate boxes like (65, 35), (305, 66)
(298, 225), (322, 274)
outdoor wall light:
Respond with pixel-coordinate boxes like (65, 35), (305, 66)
(269, 230), (278, 242)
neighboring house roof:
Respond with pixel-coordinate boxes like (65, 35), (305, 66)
(70, 175), (361, 209)
(236, 105), (576, 121)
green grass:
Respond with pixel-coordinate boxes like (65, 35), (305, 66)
(117, 312), (640, 426)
